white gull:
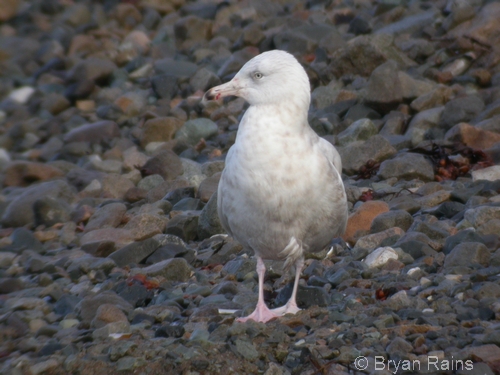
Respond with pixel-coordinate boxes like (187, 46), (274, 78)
(204, 50), (348, 323)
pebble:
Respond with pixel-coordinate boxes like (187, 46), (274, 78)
(0, 1), (499, 374)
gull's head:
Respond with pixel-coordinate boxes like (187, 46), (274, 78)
(204, 50), (310, 108)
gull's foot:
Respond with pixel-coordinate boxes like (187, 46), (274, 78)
(271, 302), (301, 316)
(237, 303), (280, 323)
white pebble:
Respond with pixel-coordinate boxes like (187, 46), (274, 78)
(8, 86), (35, 104)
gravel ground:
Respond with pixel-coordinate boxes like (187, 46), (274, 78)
(0, 0), (500, 374)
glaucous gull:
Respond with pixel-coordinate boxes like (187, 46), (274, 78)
(204, 50), (348, 323)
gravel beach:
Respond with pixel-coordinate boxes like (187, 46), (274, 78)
(0, 0), (499, 374)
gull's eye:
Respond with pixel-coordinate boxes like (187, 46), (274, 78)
(253, 72), (263, 80)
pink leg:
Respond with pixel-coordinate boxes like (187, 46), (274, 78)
(237, 256), (279, 323)
(272, 257), (303, 316)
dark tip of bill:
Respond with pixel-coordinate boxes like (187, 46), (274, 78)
(204, 90), (216, 101)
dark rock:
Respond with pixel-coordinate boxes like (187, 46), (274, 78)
(440, 96), (485, 130)
(141, 150), (184, 181)
(141, 257), (192, 281)
(165, 211), (199, 242)
(109, 234), (186, 267)
(116, 282), (154, 308)
(33, 197), (71, 227)
(151, 74), (178, 100)
(197, 190), (225, 240)
(63, 121), (120, 143)
(443, 229), (486, 254)
(164, 187), (195, 206)
(146, 242), (194, 265)
(54, 295), (81, 316)
(7, 227), (44, 254)
(338, 135), (396, 175)
(0, 277), (24, 294)
(2, 180), (75, 227)
(76, 291), (133, 324)
(155, 324), (185, 338)
(274, 284), (330, 309)
(398, 240), (436, 259)
(330, 34), (415, 77)
(84, 202), (127, 233)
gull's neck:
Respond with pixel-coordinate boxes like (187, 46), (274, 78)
(238, 99), (310, 137)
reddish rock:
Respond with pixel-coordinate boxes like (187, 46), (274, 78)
(100, 174), (135, 200)
(140, 117), (183, 147)
(4, 161), (65, 187)
(140, 150), (184, 181)
(124, 187), (148, 202)
(343, 201), (390, 245)
(91, 303), (128, 329)
(466, 344), (500, 365)
(0, 0), (20, 22)
(445, 122), (500, 150)
(123, 213), (168, 241)
(63, 121), (120, 143)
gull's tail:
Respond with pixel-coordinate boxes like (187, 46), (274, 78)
(280, 237), (304, 271)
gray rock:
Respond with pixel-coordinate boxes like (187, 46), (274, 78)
(189, 67), (221, 92)
(175, 118), (218, 145)
(137, 174), (165, 191)
(84, 202), (127, 233)
(165, 211), (199, 241)
(63, 120), (120, 144)
(440, 96), (485, 130)
(154, 58), (198, 80)
(140, 257), (192, 281)
(464, 206), (500, 228)
(330, 34), (415, 77)
(363, 246), (398, 268)
(233, 339), (259, 361)
(444, 242), (490, 268)
(375, 9), (439, 35)
(443, 229), (486, 254)
(405, 107), (444, 147)
(197, 191), (225, 240)
(7, 227), (44, 254)
(2, 180), (75, 227)
(338, 135), (396, 175)
(76, 291), (133, 324)
(223, 257), (256, 281)
(274, 24), (344, 55)
(275, 284), (330, 308)
(370, 209), (414, 233)
(397, 240), (436, 259)
(141, 150), (184, 181)
(151, 74), (178, 100)
(67, 57), (117, 83)
(172, 197), (203, 211)
(344, 103), (381, 122)
(385, 336), (413, 356)
(109, 234), (185, 267)
(337, 118), (378, 146)
(380, 111), (408, 136)
(377, 153), (434, 181)
(475, 282), (500, 300)
(364, 60), (403, 112)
